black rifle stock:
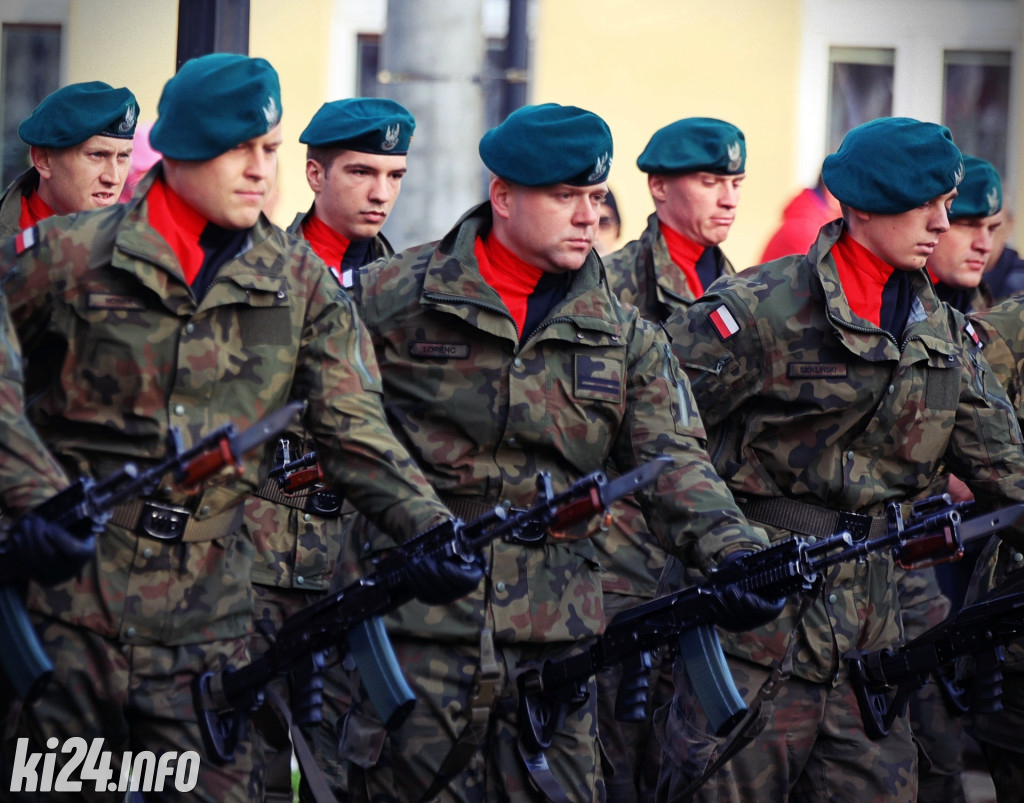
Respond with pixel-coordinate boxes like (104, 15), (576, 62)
(193, 456), (675, 764)
(847, 587), (1024, 739)
(0, 402), (303, 701)
(517, 493), (1017, 753)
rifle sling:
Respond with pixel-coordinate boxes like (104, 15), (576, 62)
(677, 578), (822, 799)
(260, 686), (338, 803)
(418, 626), (501, 802)
(738, 496), (888, 541)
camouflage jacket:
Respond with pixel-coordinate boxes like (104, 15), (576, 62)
(603, 212), (734, 320)
(246, 213), (395, 591)
(352, 202), (769, 645)
(0, 286), (70, 512)
(0, 168), (38, 240)
(0, 166), (451, 644)
(665, 219), (1024, 682)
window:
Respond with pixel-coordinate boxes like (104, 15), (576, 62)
(1, 24), (61, 187)
(943, 50), (1011, 177)
(827, 47), (894, 153)
(356, 33), (380, 98)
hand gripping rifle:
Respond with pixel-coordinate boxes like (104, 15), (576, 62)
(516, 494), (1024, 754)
(192, 455), (674, 764)
(0, 401), (303, 702)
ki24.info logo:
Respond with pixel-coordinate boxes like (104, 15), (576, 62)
(9, 737), (200, 794)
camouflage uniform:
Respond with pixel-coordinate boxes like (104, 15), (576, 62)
(0, 166), (451, 801)
(340, 202), (769, 802)
(599, 211), (735, 802)
(960, 297), (1024, 801)
(245, 211), (395, 803)
(659, 219), (1024, 802)
(0, 168), (39, 240)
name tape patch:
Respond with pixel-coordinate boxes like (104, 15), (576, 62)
(409, 342), (470, 360)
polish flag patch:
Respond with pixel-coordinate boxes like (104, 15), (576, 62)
(14, 227), (36, 255)
(709, 305), (740, 340)
(964, 320), (982, 348)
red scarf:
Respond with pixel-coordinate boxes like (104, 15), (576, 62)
(301, 214), (351, 282)
(660, 220), (706, 296)
(831, 232), (897, 328)
(19, 190), (55, 231)
(146, 177), (207, 284)
(475, 234), (544, 334)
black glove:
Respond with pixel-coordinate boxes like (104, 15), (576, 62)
(707, 551), (787, 632)
(406, 549), (485, 606)
(1, 514), (97, 586)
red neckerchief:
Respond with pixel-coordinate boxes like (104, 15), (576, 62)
(146, 177), (207, 284)
(660, 220), (706, 296)
(19, 190), (55, 231)
(475, 234), (544, 335)
(831, 231), (896, 328)
(301, 213), (351, 281)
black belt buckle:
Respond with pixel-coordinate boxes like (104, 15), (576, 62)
(306, 490), (342, 518)
(835, 511), (872, 542)
(139, 501), (191, 541)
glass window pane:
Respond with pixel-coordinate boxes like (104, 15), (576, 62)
(828, 47), (894, 153)
(356, 33), (380, 98)
(943, 50), (1011, 178)
(1, 24), (61, 188)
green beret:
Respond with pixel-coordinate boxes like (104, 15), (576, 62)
(19, 81), (139, 148)
(479, 103), (613, 187)
(822, 117), (964, 215)
(300, 98), (415, 155)
(150, 53), (282, 161)
(636, 117), (745, 175)
(950, 155), (1002, 219)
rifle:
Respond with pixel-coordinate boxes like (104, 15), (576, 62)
(0, 401), (303, 702)
(516, 494), (1024, 754)
(847, 584), (1024, 739)
(192, 455), (675, 764)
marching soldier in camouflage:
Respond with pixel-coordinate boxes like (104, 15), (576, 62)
(337, 103), (779, 802)
(660, 117), (1024, 802)
(0, 81), (139, 238)
(598, 117), (747, 803)
(959, 294), (1024, 802)
(900, 154), (1006, 803)
(248, 97), (417, 803)
(0, 54), (460, 801)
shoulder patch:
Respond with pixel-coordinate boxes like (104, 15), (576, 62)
(14, 227), (37, 255)
(963, 320), (982, 348)
(708, 305), (740, 340)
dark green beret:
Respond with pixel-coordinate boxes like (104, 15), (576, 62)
(19, 81), (139, 148)
(479, 103), (613, 187)
(300, 98), (415, 155)
(150, 53), (282, 161)
(636, 117), (745, 175)
(950, 155), (1002, 219)
(822, 117), (964, 215)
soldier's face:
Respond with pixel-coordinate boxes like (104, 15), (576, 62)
(851, 190), (957, 271)
(927, 213), (1002, 289)
(308, 151), (407, 241)
(33, 136), (133, 215)
(163, 124), (282, 230)
(490, 180), (607, 274)
(650, 172), (744, 247)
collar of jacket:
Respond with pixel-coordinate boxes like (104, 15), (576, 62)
(107, 162), (280, 308)
(645, 212), (731, 304)
(809, 219), (956, 359)
(0, 167), (41, 240)
(286, 206), (392, 260)
(422, 201), (624, 335)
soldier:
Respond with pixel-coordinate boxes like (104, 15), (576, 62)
(0, 53), (469, 801)
(660, 117), (1024, 802)
(604, 117), (745, 320)
(246, 96), (416, 802)
(597, 117), (745, 802)
(336, 102), (781, 803)
(0, 81), (139, 238)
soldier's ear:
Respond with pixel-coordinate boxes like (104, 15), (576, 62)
(306, 159), (326, 194)
(490, 177), (514, 220)
(30, 146), (54, 179)
(648, 173), (668, 203)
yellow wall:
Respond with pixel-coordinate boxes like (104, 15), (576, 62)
(533, 0), (804, 270)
